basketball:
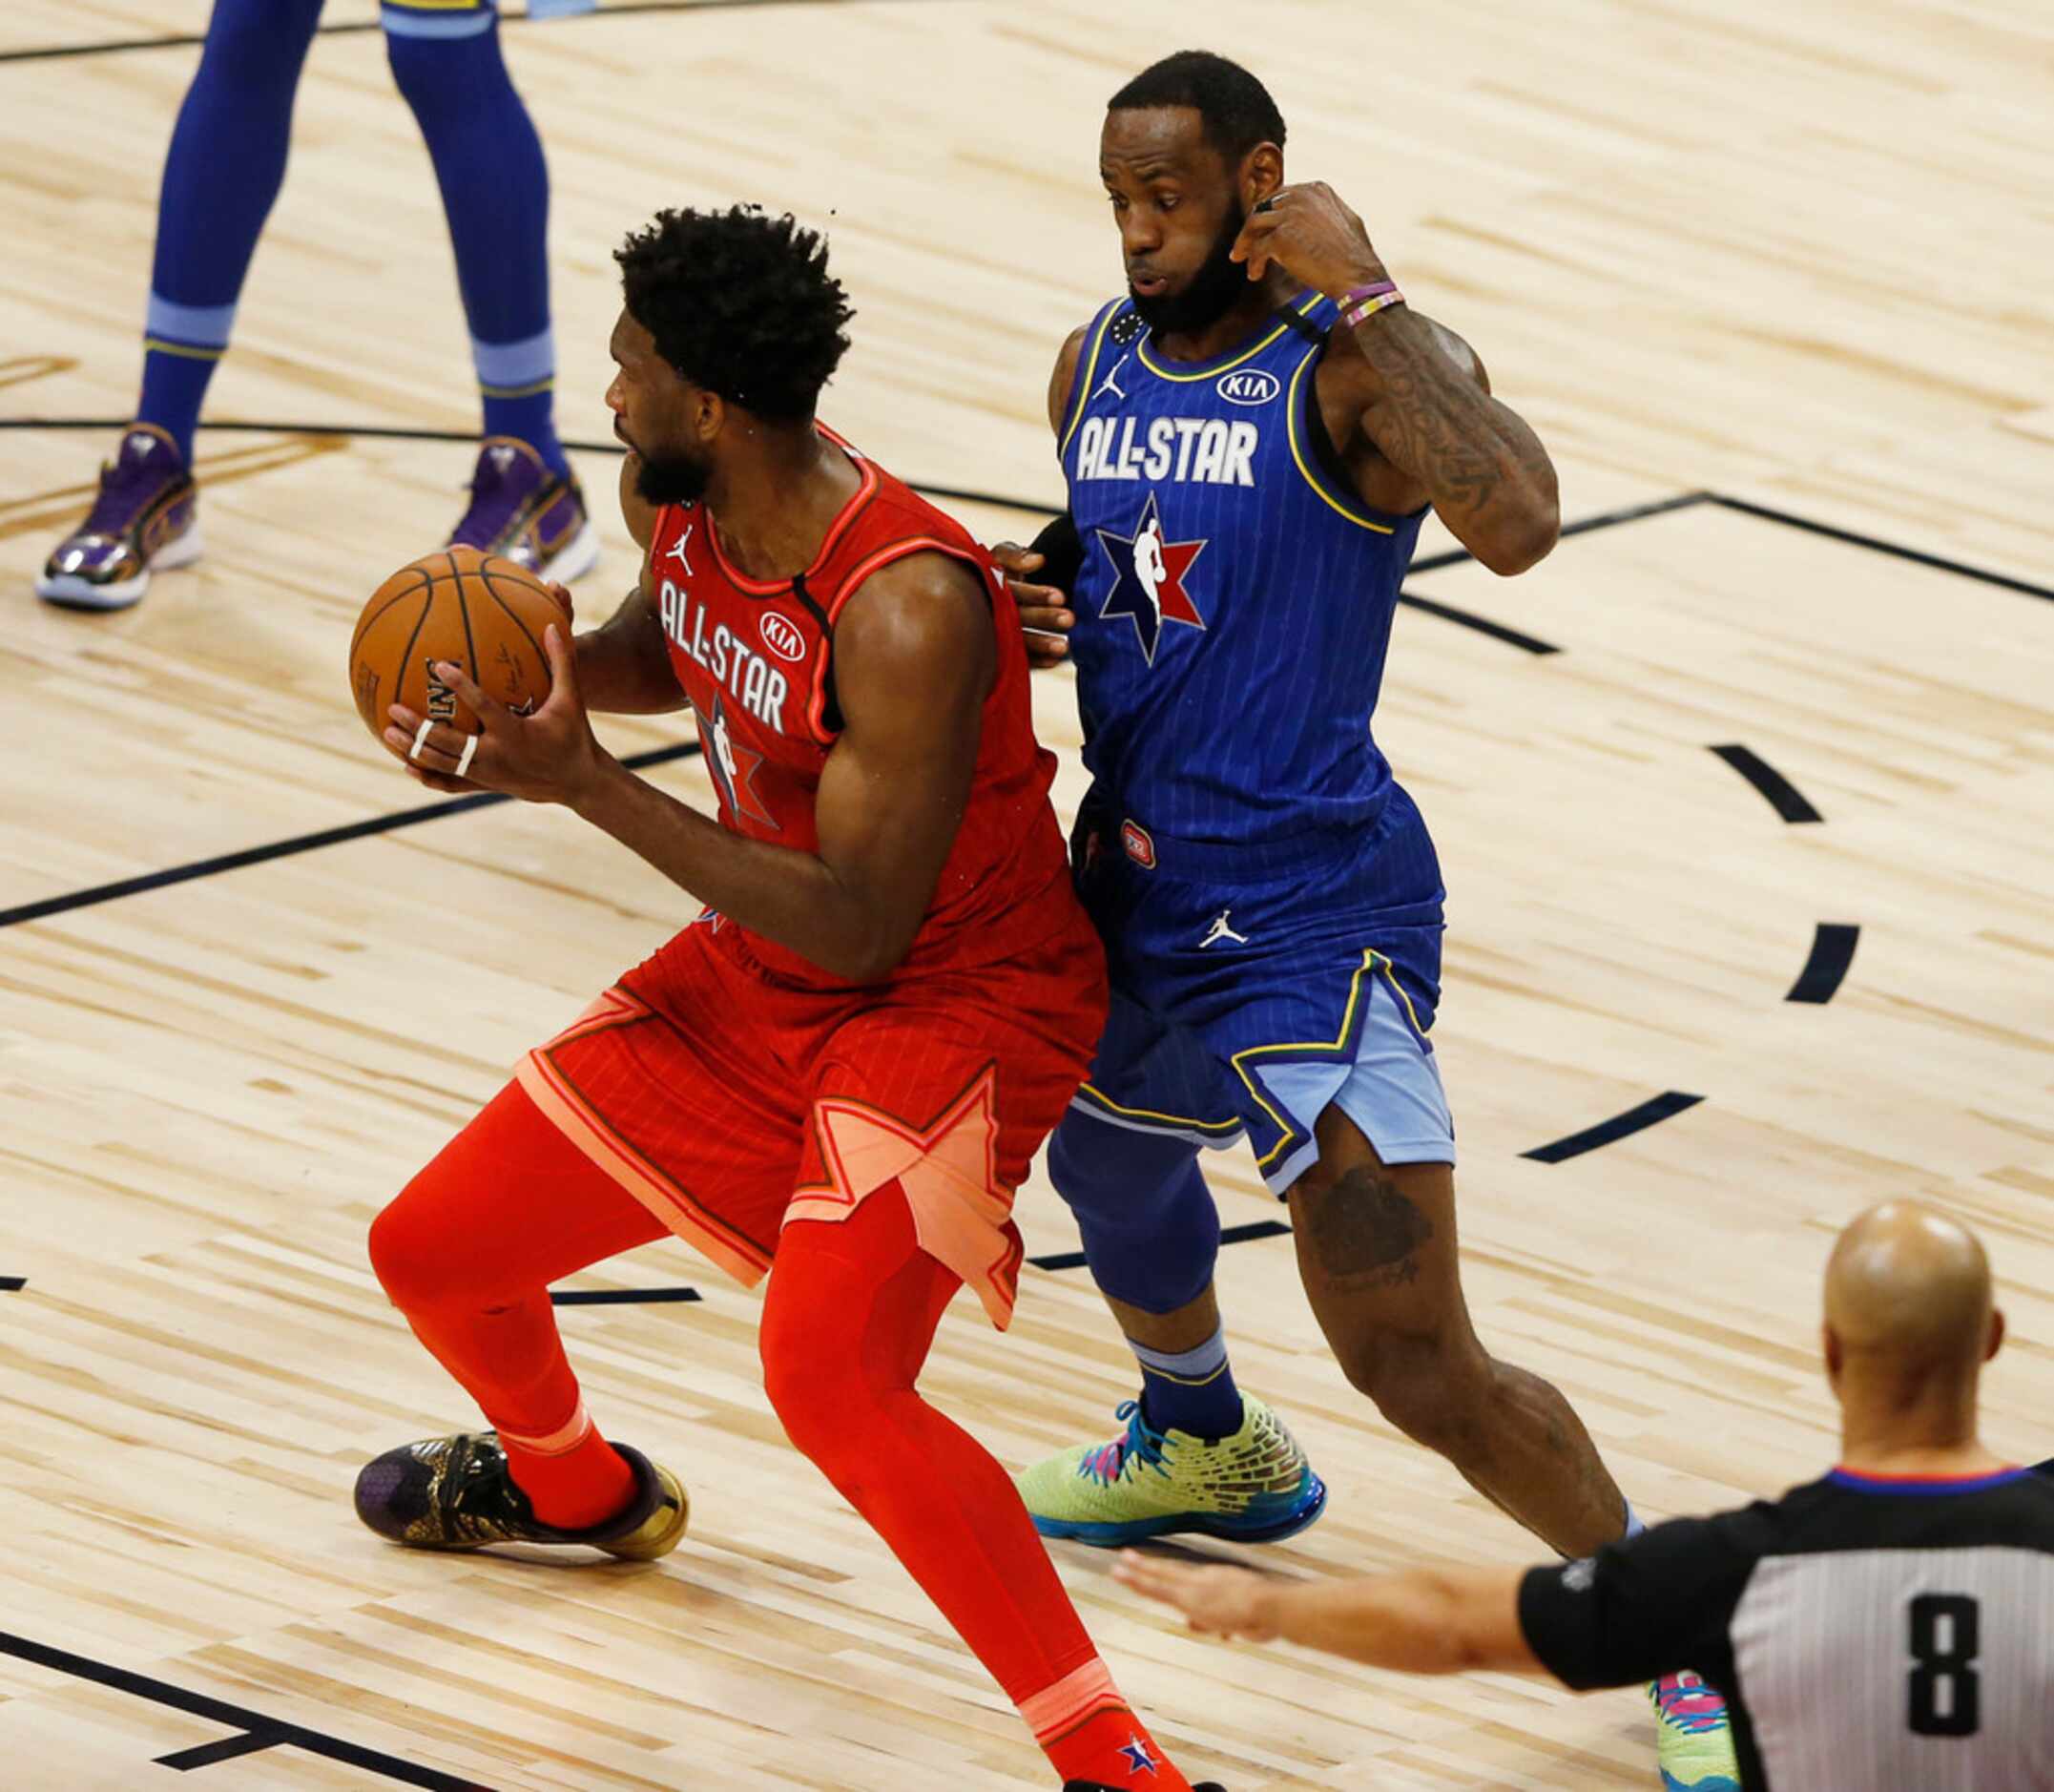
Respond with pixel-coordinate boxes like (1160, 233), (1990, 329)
(348, 546), (569, 742)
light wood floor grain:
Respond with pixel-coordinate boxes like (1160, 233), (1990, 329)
(2, 2), (2049, 1786)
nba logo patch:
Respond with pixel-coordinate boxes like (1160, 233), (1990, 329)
(1121, 820), (1156, 869)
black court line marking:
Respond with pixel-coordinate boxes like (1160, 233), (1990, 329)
(1705, 494), (2054, 604)
(0, 1276), (25, 1291)
(1711, 744), (1824, 823)
(0, 742), (699, 930)
(0, 0), (903, 67)
(1787, 923), (1860, 1004)
(158, 1729), (290, 1770)
(11, 423), (2051, 611)
(1029, 1217), (1291, 1272)
(0, 418), (1056, 521)
(1400, 589), (1561, 655)
(1410, 490), (1713, 574)
(550, 1285), (701, 1304)
(0, 1632), (488, 1789)
(1522, 1092), (1705, 1163)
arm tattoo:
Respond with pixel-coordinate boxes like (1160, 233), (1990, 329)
(1305, 1166), (1434, 1289)
(1352, 310), (1557, 560)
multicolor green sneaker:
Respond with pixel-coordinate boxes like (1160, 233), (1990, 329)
(1016, 1393), (1326, 1546)
(1652, 1671), (1741, 1790)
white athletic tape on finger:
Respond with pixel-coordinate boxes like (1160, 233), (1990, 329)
(455, 734), (479, 780)
(410, 719), (434, 762)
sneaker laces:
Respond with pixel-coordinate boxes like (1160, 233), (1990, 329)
(1651, 1671), (1731, 1734)
(79, 433), (183, 538)
(1076, 1400), (1171, 1486)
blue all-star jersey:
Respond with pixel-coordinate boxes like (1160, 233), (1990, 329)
(1061, 291), (1427, 854)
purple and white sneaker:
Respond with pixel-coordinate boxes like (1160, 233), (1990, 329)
(447, 437), (599, 583)
(36, 424), (201, 611)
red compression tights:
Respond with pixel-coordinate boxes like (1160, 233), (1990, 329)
(367, 1080), (1190, 1789)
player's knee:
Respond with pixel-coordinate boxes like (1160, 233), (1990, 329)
(366, 1190), (442, 1312)
(1338, 1327), (1491, 1451)
(204, 0), (323, 73)
(383, 7), (499, 112)
(759, 1305), (863, 1465)
(366, 1171), (484, 1313)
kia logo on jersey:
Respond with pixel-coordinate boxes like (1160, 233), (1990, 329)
(1216, 368), (1281, 406)
(758, 612), (806, 663)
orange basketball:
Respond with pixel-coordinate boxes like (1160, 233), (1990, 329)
(348, 546), (570, 742)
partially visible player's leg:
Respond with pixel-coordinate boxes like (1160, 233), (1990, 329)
(1019, 1106), (1326, 1545)
(1286, 1103), (1629, 1556)
(37, 0), (324, 609)
(764, 1183), (1200, 1792)
(382, 0), (597, 581)
(357, 1078), (688, 1551)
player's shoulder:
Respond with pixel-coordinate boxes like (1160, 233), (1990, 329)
(1744, 1466), (2054, 1558)
(1319, 304), (1489, 396)
(1049, 297), (1136, 435)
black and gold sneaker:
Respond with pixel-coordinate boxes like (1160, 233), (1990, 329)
(353, 1430), (687, 1560)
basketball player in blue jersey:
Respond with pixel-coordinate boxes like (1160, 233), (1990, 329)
(36, 0), (599, 613)
(1001, 52), (1740, 1790)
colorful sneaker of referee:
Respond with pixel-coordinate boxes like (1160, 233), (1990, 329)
(1016, 1393), (1326, 1546)
(447, 437), (600, 584)
(36, 425), (201, 611)
(1651, 1670), (1741, 1791)
(353, 1430), (687, 1560)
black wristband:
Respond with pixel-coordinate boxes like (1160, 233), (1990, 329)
(1026, 511), (1085, 596)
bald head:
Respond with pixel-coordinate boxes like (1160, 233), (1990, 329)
(1825, 1201), (1998, 1384)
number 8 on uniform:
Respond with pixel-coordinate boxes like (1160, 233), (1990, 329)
(1907, 1594), (1980, 1737)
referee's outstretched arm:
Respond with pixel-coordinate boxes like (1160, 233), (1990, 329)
(1117, 1202), (2054, 1791)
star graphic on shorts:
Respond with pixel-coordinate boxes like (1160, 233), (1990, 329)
(694, 692), (777, 830)
(1116, 1733), (1160, 1777)
(790, 1070), (1025, 1330)
(1093, 490), (1206, 666)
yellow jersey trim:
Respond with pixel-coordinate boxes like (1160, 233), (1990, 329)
(1237, 950), (1421, 1170)
(1134, 292), (1322, 384)
(1057, 303), (1121, 459)
(1285, 344), (1396, 535)
(1075, 1081), (1243, 1136)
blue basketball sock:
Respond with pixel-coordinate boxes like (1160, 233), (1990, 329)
(1133, 1326), (1243, 1441)
(137, 0), (326, 464)
(384, 3), (567, 477)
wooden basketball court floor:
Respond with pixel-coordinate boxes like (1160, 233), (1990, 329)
(1, 1), (2049, 1785)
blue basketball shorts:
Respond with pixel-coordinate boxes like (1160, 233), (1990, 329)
(1066, 789), (1455, 1196)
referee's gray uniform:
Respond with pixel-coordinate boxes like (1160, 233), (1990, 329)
(1519, 1466), (2054, 1789)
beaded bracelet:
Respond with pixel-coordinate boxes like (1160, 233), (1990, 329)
(1338, 281), (1406, 327)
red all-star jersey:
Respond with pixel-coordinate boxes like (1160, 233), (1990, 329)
(646, 426), (1081, 987)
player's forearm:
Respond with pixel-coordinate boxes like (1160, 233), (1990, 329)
(1256, 1567), (1535, 1675)
(574, 590), (687, 715)
(569, 753), (913, 981)
(1354, 307), (1559, 575)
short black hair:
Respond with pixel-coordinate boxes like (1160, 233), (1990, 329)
(614, 205), (854, 422)
(1108, 51), (1286, 165)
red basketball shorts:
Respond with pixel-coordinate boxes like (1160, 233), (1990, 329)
(514, 913), (1108, 1328)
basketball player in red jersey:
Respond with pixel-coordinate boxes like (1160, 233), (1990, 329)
(351, 205), (1219, 1792)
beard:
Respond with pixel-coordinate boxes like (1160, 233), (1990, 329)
(634, 448), (713, 507)
(1129, 200), (1251, 337)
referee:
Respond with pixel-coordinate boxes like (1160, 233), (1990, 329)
(1114, 1201), (2054, 1790)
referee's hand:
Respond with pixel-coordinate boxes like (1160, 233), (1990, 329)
(1113, 1551), (1281, 1641)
